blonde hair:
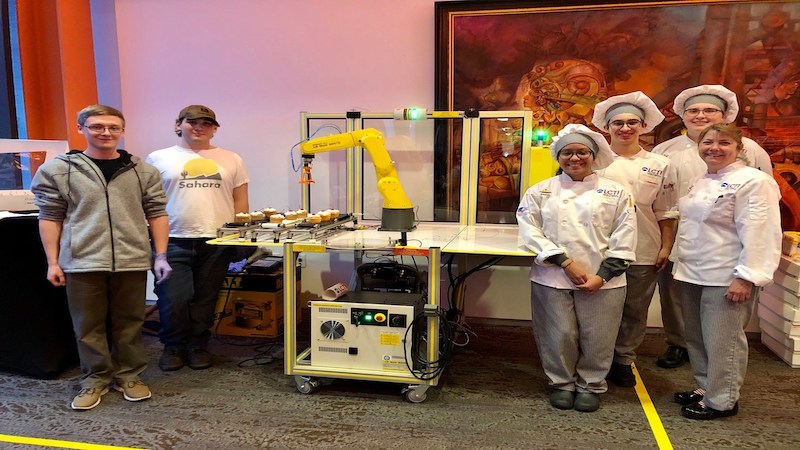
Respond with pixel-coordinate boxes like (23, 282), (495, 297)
(698, 123), (749, 164)
(77, 105), (125, 127)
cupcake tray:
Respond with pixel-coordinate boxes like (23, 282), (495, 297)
(216, 213), (356, 243)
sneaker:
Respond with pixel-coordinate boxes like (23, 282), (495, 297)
(158, 346), (185, 371)
(608, 362), (636, 387)
(70, 386), (109, 410)
(114, 380), (152, 402)
(187, 347), (212, 370)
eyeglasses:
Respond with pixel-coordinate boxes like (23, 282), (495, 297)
(609, 119), (642, 129)
(684, 108), (722, 116)
(83, 124), (124, 134)
(558, 149), (593, 160)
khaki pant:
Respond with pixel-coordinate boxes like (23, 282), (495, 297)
(66, 271), (148, 389)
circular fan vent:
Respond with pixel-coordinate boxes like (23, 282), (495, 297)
(320, 320), (346, 340)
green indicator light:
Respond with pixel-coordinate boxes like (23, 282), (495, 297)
(364, 314), (373, 322)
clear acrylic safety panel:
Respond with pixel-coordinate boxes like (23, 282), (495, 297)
(361, 118), (446, 223)
(302, 119), (348, 213)
(476, 117), (524, 224)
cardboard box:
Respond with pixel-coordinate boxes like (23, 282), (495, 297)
(213, 290), (296, 338)
(782, 232), (800, 259)
(761, 331), (800, 368)
(759, 289), (800, 322)
(212, 268), (303, 338)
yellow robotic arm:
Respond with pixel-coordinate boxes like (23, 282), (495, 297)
(300, 128), (415, 231)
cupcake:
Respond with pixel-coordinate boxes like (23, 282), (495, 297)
(235, 212), (251, 223)
(296, 209), (308, 218)
(319, 210), (331, 221)
(329, 209), (340, 219)
(306, 213), (321, 224)
(285, 210), (298, 220)
(269, 214), (285, 223)
(262, 207), (277, 217)
(249, 211), (265, 221)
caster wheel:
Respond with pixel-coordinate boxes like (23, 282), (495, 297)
(404, 389), (427, 403)
(296, 381), (315, 394)
(294, 376), (318, 394)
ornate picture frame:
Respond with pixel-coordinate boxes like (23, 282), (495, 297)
(434, 0), (800, 226)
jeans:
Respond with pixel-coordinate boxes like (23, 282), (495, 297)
(155, 238), (233, 348)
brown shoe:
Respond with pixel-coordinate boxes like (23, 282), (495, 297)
(114, 380), (152, 402)
(71, 386), (109, 410)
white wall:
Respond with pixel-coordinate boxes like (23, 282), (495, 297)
(107, 0), (693, 328)
(112, 0), (441, 211)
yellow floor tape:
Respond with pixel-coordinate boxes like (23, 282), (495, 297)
(0, 433), (144, 450)
(632, 363), (674, 450)
(2, 365), (671, 450)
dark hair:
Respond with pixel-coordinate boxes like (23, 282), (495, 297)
(77, 105), (125, 127)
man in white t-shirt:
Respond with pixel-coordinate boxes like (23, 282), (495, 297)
(652, 85), (773, 369)
(146, 105), (249, 371)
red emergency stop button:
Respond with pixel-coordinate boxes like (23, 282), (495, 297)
(374, 313), (387, 323)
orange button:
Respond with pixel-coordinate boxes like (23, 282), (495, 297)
(374, 313), (386, 322)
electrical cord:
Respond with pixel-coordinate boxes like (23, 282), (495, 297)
(403, 306), (457, 380)
(445, 255), (504, 321)
(290, 124), (344, 172)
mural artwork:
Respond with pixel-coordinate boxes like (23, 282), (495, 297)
(435, 0), (800, 228)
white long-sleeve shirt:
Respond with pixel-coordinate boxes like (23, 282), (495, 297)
(517, 173), (637, 289)
(673, 161), (781, 287)
(598, 149), (678, 265)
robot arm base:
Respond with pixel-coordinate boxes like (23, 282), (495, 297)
(378, 208), (416, 232)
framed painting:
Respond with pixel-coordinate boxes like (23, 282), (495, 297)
(435, 0), (800, 227)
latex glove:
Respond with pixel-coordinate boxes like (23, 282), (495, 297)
(153, 252), (172, 284)
(246, 246), (273, 265)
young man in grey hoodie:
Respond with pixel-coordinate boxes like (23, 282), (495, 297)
(31, 105), (172, 410)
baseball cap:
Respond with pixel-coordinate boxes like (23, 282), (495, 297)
(177, 105), (220, 126)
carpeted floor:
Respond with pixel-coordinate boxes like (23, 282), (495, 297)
(0, 322), (798, 450)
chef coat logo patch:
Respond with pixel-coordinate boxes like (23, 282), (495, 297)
(641, 166), (663, 177)
(720, 182), (741, 191)
(596, 188), (622, 198)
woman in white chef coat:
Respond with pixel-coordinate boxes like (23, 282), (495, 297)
(517, 124), (637, 413)
(652, 85), (773, 370)
(672, 123), (781, 420)
(591, 92), (679, 388)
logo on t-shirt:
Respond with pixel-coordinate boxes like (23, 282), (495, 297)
(179, 158), (222, 188)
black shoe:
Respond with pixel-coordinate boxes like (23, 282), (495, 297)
(549, 390), (575, 410)
(573, 392), (600, 412)
(674, 390), (704, 405)
(187, 347), (212, 370)
(608, 362), (636, 387)
(682, 401), (738, 420)
(656, 345), (689, 369)
(158, 346), (185, 371)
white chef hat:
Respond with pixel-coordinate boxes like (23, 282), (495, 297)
(591, 91), (665, 134)
(551, 124), (614, 170)
(672, 85), (739, 122)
